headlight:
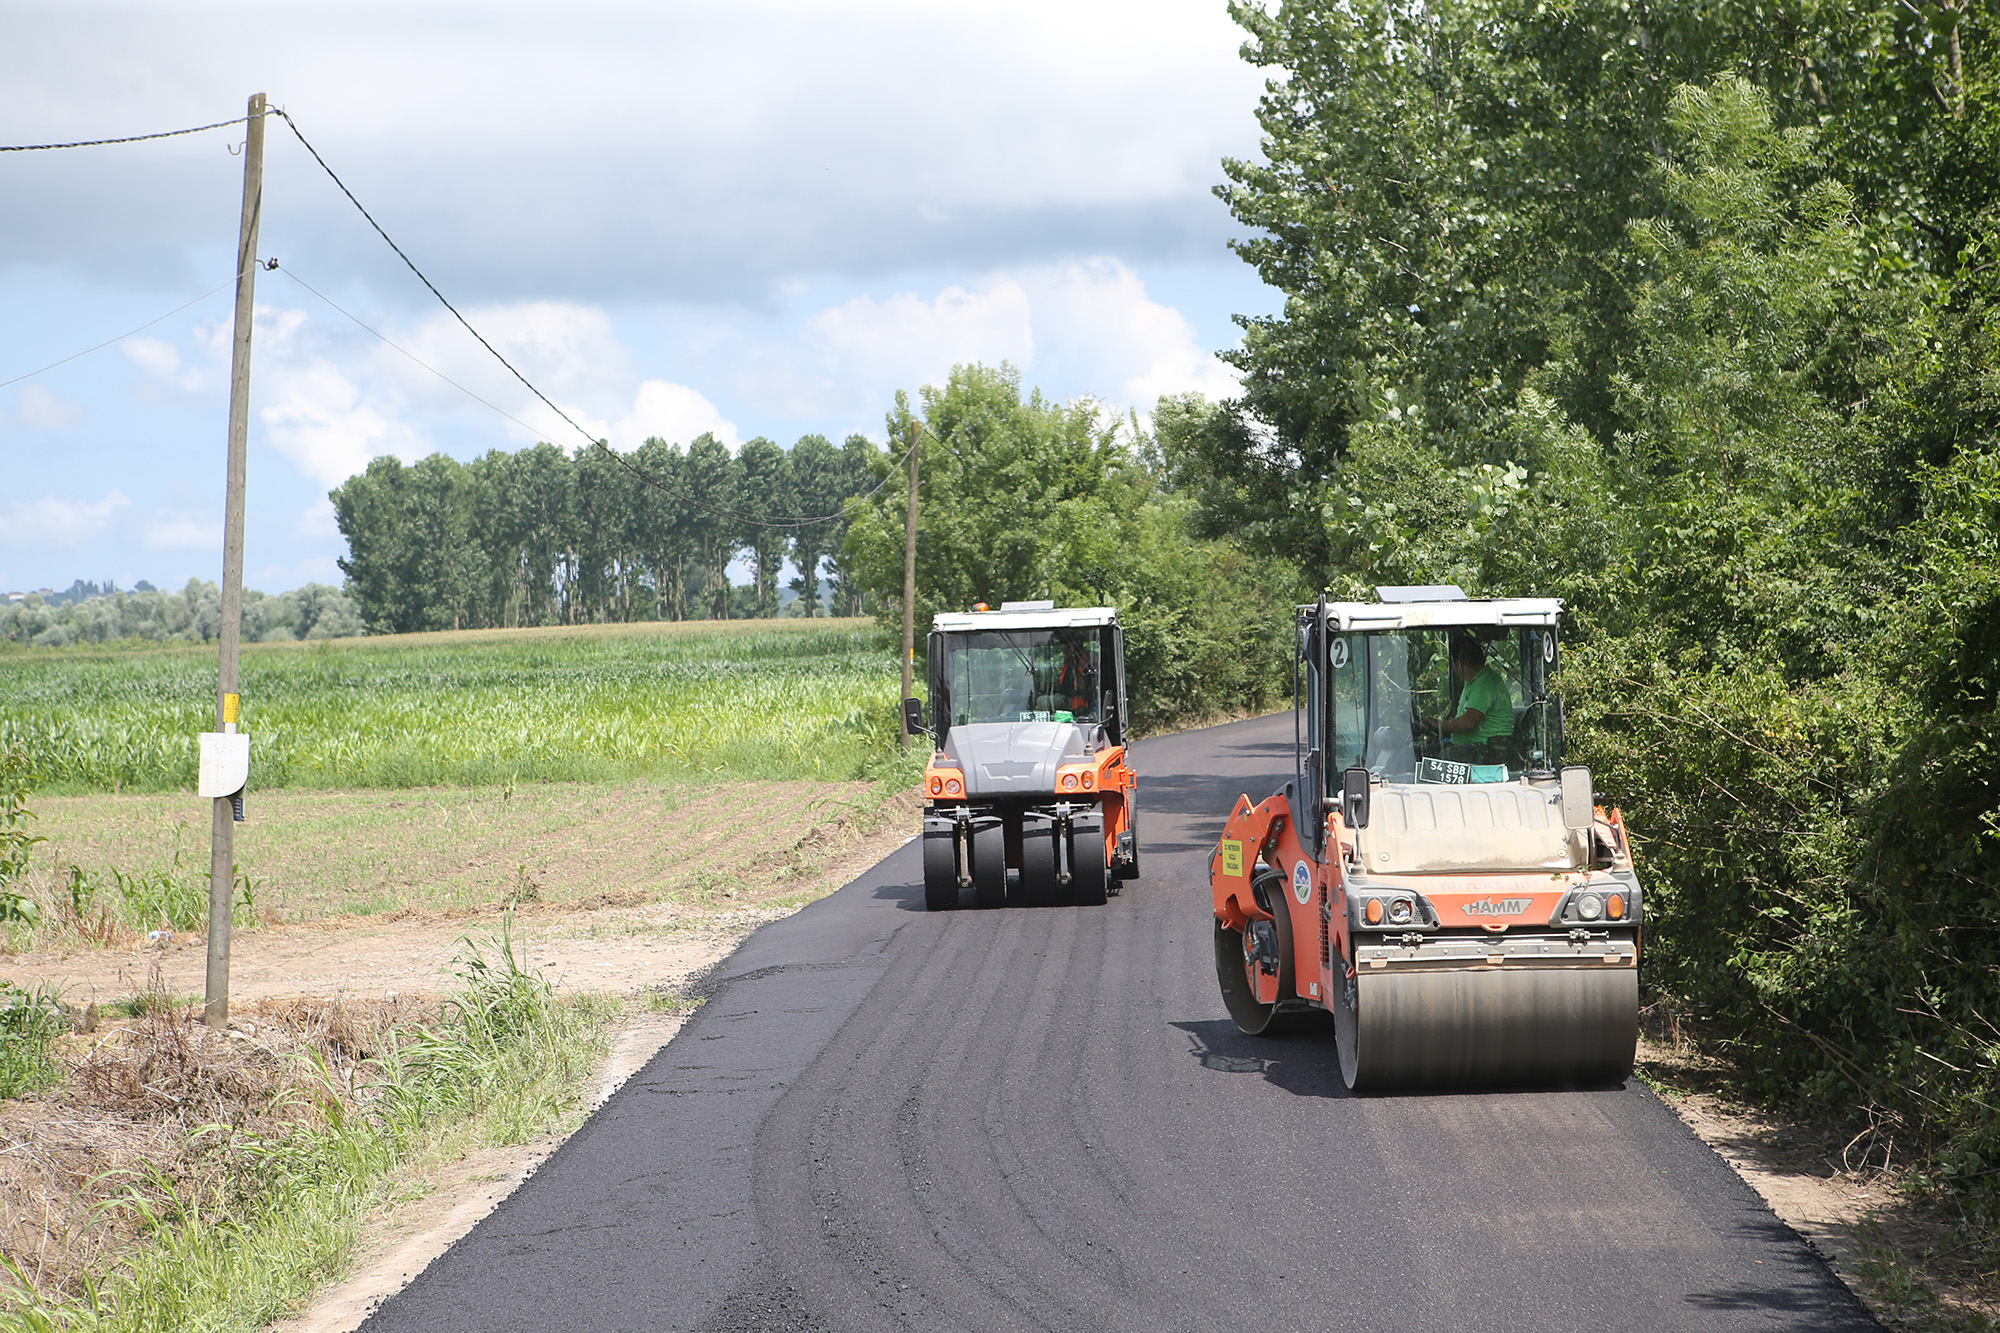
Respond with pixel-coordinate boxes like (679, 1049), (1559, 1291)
(945, 778), (962, 796)
(1061, 773), (1079, 791)
(1576, 893), (1604, 921)
(1081, 771), (1094, 790)
(1387, 897), (1413, 925)
(928, 776), (943, 796)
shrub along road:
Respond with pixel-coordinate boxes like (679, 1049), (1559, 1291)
(359, 713), (1878, 1332)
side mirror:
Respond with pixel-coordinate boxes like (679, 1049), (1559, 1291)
(1560, 765), (1595, 829)
(901, 697), (927, 739)
(1341, 766), (1371, 829)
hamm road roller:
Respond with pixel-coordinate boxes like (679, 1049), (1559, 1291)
(908, 602), (1138, 910)
(1210, 586), (1641, 1090)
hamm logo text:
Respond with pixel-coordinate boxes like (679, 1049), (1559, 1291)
(1461, 898), (1531, 917)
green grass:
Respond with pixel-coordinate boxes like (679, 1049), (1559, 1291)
(0, 619), (905, 795)
(0, 982), (65, 1099)
(0, 924), (621, 1333)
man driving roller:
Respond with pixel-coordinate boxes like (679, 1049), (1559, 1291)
(1427, 636), (1514, 756)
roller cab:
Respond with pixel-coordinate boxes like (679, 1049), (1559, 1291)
(912, 602), (1138, 910)
(1210, 586), (1642, 1091)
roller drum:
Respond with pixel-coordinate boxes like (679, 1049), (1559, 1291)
(1342, 966), (1637, 1092)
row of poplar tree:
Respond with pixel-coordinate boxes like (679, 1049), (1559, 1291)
(329, 433), (886, 634)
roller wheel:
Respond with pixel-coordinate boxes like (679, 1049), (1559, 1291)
(922, 825), (959, 911)
(969, 821), (1006, 910)
(1017, 819), (1058, 907)
(1335, 962), (1637, 1092)
(1070, 821), (1108, 906)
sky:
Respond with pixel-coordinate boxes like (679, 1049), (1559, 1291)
(0, 0), (1280, 596)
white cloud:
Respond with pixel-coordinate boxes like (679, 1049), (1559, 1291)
(611, 381), (739, 449)
(260, 357), (430, 488)
(0, 491), (130, 548)
(1020, 259), (1240, 406)
(809, 282), (1036, 391)
(751, 258), (1235, 423)
(143, 514), (221, 551)
(122, 337), (181, 377)
(16, 383), (86, 429)
(388, 301), (635, 444)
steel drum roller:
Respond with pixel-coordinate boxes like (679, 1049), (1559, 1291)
(1339, 967), (1637, 1091)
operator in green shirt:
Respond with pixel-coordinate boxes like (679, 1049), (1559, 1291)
(1429, 636), (1515, 754)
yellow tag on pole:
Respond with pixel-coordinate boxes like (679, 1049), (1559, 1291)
(222, 693), (239, 725)
(1220, 839), (1244, 878)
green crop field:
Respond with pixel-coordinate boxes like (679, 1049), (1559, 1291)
(0, 618), (908, 794)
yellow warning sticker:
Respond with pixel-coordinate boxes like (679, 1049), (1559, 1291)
(222, 693), (240, 725)
(1219, 839), (1244, 878)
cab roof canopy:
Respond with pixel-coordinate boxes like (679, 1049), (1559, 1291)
(932, 605), (1119, 632)
(1312, 587), (1562, 630)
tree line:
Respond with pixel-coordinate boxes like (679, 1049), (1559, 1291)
(0, 580), (362, 649)
(329, 433), (886, 635)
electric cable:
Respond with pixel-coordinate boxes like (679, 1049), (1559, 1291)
(0, 265), (251, 391)
(270, 107), (904, 529)
(0, 114), (254, 153)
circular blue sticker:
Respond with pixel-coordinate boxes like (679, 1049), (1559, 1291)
(1292, 860), (1313, 905)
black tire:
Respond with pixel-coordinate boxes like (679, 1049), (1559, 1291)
(1071, 820), (1108, 906)
(970, 820), (1006, 909)
(922, 824), (959, 911)
(1262, 869), (1296, 1005)
(1017, 818), (1058, 907)
(1215, 918), (1279, 1035)
(1216, 869), (1296, 1037)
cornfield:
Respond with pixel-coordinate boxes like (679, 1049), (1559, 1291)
(0, 619), (906, 794)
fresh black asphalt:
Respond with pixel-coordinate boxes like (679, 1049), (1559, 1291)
(361, 711), (1880, 1332)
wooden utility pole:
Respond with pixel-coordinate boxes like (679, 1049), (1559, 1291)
(899, 421), (920, 750)
(205, 92), (266, 1029)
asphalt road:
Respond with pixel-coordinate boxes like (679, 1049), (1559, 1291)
(363, 711), (1879, 1333)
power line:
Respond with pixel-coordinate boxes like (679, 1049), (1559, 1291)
(0, 266), (251, 391)
(269, 108), (900, 529)
(0, 114), (254, 153)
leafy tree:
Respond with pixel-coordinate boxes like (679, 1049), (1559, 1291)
(683, 434), (741, 619)
(826, 434), (883, 616)
(786, 434), (845, 615)
(738, 437), (792, 617)
(332, 457), (416, 634)
(630, 437), (694, 621)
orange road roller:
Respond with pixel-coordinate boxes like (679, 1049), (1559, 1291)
(906, 602), (1138, 909)
(1209, 587), (1641, 1091)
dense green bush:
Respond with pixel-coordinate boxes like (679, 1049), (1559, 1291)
(1198, 0), (2000, 1228)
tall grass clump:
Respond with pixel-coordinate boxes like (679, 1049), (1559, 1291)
(0, 620), (904, 795)
(0, 921), (617, 1333)
(0, 983), (67, 1100)
(0, 745), (44, 926)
